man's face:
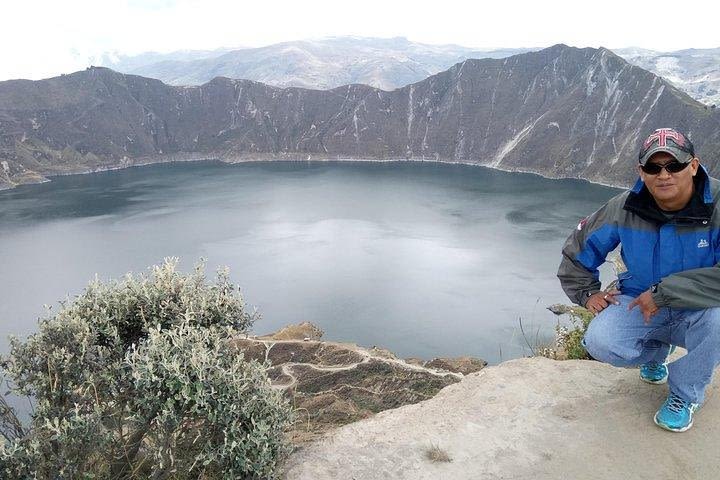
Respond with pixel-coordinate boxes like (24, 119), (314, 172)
(638, 152), (699, 209)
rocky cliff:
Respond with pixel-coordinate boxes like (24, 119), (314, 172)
(2, 44), (719, 190)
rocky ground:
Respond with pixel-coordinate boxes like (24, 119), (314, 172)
(281, 351), (720, 479)
(232, 323), (487, 443)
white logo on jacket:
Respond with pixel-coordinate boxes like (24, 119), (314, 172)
(698, 239), (710, 248)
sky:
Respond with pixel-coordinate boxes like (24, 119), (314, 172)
(2, 0), (719, 81)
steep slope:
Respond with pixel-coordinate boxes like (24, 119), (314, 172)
(232, 322), (486, 444)
(1, 44), (719, 190)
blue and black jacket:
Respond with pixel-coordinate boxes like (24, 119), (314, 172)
(558, 165), (720, 309)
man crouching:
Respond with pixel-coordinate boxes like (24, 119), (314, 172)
(558, 128), (720, 432)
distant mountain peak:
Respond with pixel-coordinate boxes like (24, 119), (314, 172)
(95, 37), (536, 91)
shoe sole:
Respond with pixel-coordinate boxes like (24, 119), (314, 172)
(653, 413), (693, 432)
(640, 375), (668, 385)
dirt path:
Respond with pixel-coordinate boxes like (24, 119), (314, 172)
(253, 338), (462, 391)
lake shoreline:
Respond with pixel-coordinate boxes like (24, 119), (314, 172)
(1, 154), (628, 194)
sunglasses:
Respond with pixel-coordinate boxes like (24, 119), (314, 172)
(640, 161), (690, 175)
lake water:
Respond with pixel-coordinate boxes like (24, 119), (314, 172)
(0, 160), (620, 364)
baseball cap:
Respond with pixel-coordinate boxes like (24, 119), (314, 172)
(638, 128), (695, 165)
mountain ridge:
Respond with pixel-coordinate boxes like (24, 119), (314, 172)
(94, 37), (720, 107)
(98, 36), (535, 91)
(2, 44), (719, 191)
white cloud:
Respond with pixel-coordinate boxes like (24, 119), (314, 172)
(1, 0), (718, 81)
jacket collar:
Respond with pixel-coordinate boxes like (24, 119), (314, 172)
(624, 164), (714, 225)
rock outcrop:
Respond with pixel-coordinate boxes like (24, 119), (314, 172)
(232, 323), (486, 443)
(2, 44), (719, 191)
(281, 355), (720, 479)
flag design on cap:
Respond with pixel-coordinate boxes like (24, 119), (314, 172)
(643, 128), (686, 150)
(638, 127), (695, 165)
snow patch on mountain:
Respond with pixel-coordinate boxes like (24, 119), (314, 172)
(616, 47), (720, 106)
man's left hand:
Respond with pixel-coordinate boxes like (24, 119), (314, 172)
(628, 290), (659, 324)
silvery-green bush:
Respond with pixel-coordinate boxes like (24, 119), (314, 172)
(0, 259), (294, 479)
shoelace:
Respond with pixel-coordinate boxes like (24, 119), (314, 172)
(666, 393), (689, 414)
(644, 362), (663, 373)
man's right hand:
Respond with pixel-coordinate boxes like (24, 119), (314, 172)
(584, 289), (621, 316)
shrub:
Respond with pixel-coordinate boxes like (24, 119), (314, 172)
(0, 259), (294, 479)
(425, 442), (452, 463)
(540, 263), (623, 360)
(539, 307), (593, 360)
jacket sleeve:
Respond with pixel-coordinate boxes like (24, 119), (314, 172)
(557, 201), (620, 306)
(652, 264), (720, 308)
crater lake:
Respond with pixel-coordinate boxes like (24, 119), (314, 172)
(0, 160), (620, 364)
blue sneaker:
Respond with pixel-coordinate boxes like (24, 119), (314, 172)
(640, 362), (668, 384)
(654, 392), (699, 432)
(640, 345), (676, 384)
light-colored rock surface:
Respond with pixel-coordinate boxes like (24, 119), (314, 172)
(282, 356), (720, 479)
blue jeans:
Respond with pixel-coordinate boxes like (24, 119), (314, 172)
(582, 294), (720, 405)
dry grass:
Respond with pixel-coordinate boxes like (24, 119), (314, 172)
(425, 443), (452, 463)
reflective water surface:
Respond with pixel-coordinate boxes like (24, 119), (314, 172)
(0, 161), (620, 364)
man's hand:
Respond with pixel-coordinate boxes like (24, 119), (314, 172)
(628, 290), (659, 324)
(585, 289), (621, 316)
